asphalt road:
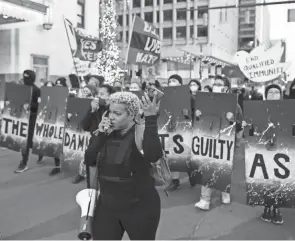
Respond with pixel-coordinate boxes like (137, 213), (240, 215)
(0, 142), (294, 240)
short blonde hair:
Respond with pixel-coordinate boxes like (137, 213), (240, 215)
(108, 92), (141, 116)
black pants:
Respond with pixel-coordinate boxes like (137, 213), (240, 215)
(92, 187), (161, 240)
(21, 150), (60, 167)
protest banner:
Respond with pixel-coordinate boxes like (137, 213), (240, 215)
(63, 97), (91, 166)
(0, 83), (32, 152)
(191, 92), (237, 193)
(64, 18), (103, 76)
(235, 40), (290, 83)
(157, 86), (192, 172)
(32, 87), (68, 158)
(244, 100), (295, 207)
(126, 16), (161, 66)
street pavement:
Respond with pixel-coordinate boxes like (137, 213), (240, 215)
(0, 141), (294, 240)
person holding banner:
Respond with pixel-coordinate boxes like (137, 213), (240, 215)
(72, 84), (115, 184)
(84, 91), (162, 240)
(15, 70), (41, 173)
(195, 76), (243, 210)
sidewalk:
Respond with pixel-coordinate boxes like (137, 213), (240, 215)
(0, 145), (294, 240)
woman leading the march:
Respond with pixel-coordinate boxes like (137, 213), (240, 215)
(84, 91), (163, 240)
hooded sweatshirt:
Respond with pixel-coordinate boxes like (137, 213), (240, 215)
(23, 70), (40, 115)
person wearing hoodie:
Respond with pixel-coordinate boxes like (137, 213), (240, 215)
(166, 74), (186, 190)
(15, 70), (41, 173)
(72, 84), (116, 184)
(194, 75), (243, 210)
(36, 78), (68, 176)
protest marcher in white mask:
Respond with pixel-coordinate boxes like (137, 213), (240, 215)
(194, 75), (243, 210)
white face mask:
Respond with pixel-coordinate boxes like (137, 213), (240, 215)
(190, 86), (199, 92)
(213, 86), (224, 93)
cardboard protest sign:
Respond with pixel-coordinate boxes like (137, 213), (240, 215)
(32, 87), (68, 158)
(63, 97), (91, 164)
(0, 83), (32, 152)
(244, 100), (295, 207)
(235, 40), (290, 83)
(191, 93), (237, 193)
(157, 86), (192, 172)
(126, 16), (161, 66)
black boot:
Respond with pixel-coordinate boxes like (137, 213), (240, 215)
(260, 206), (272, 223)
(272, 207), (284, 224)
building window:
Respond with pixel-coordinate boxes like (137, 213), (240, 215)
(117, 31), (123, 42)
(176, 26), (186, 38)
(163, 10), (173, 21)
(77, 0), (85, 28)
(32, 55), (49, 83)
(145, 0), (153, 6)
(197, 26), (208, 37)
(163, 27), (173, 39)
(145, 12), (153, 23)
(157, 11), (160, 22)
(126, 31), (129, 43)
(126, 15), (129, 26)
(164, 0), (172, 4)
(198, 7), (208, 19)
(177, 0), (186, 2)
(118, 15), (123, 26)
(190, 8), (194, 19)
(136, 13), (141, 18)
(190, 25), (194, 39)
(239, 37), (254, 48)
(177, 8), (186, 20)
(133, 0), (140, 7)
(288, 9), (295, 22)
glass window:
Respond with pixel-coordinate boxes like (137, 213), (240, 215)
(163, 27), (173, 39)
(288, 9), (295, 22)
(163, 10), (173, 21)
(126, 15), (129, 26)
(145, 0), (153, 6)
(157, 11), (160, 22)
(197, 26), (208, 37)
(198, 7), (208, 19)
(190, 8), (194, 19)
(32, 55), (49, 84)
(77, 0), (85, 28)
(126, 31), (129, 43)
(164, 0), (172, 3)
(190, 25), (194, 39)
(177, 0), (186, 2)
(145, 12), (153, 23)
(118, 15), (123, 26)
(176, 26), (186, 38)
(117, 31), (123, 42)
(133, 0), (140, 7)
(177, 8), (186, 20)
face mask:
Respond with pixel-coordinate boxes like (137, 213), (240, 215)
(213, 86), (224, 93)
(99, 98), (107, 106)
(190, 86), (199, 92)
(169, 82), (180, 87)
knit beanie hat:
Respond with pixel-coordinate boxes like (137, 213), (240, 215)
(168, 74), (183, 85)
(265, 84), (282, 99)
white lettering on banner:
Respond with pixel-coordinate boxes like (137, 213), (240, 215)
(144, 37), (161, 54)
(136, 52), (158, 64)
(143, 22), (159, 38)
(235, 41), (290, 83)
(81, 39), (97, 51)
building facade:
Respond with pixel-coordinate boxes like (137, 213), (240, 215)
(0, 0), (99, 86)
(116, 0), (239, 84)
(238, 0), (270, 51)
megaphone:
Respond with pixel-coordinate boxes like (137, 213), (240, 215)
(76, 188), (100, 240)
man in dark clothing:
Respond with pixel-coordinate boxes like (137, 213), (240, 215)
(72, 84), (115, 184)
(15, 70), (41, 173)
(289, 80), (295, 99)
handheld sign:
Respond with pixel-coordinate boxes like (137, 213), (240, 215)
(126, 16), (161, 66)
(63, 97), (91, 167)
(158, 86), (192, 172)
(32, 87), (68, 158)
(191, 92), (237, 193)
(244, 100), (295, 207)
(235, 41), (290, 83)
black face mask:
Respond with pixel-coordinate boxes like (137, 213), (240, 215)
(99, 98), (107, 106)
(23, 77), (33, 86)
